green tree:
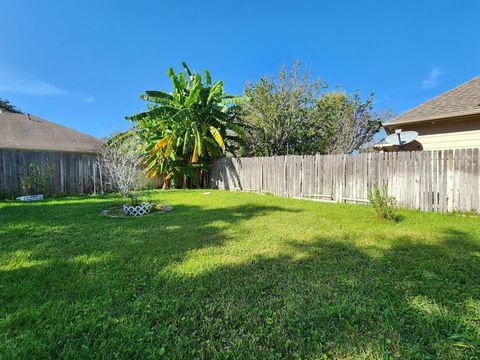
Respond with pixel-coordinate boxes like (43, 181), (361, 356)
(0, 98), (23, 113)
(238, 61), (386, 156)
(239, 60), (324, 156)
(304, 91), (384, 154)
(126, 63), (244, 188)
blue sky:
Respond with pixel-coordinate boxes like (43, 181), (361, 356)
(1, 0), (479, 138)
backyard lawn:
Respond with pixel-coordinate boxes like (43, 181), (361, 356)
(1, 190), (479, 359)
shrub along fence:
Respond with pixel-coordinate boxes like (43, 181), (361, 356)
(209, 149), (480, 213)
(0, 149), (105, 197)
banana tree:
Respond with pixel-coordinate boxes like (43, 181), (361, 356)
(126, 63), (244, 188)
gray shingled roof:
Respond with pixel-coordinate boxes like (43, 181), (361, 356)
(0, 111), (104, 153)
(385, 76), (480, 127)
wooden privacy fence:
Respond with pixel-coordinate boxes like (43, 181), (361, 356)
(210, 149), (480, 213)
(0, 149), (106, 196)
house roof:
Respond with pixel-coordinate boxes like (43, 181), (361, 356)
(0, 111), (104, 154)
(385, 76), (480, 128)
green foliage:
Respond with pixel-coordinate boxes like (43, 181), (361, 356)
(126, 63), (244, 188)
(1, 190), (479, 358)
(0, 98), (23, 114)
(126, 191), (155, 207)
(239, 60), (323, 156)
(368, 185), (397, 221)
(127, 192), (142, 206)
(450, 209), (479, 217)
(307, 91), (384, 154)
(238, 61), (386, 156)
(20, 162), (54, 196)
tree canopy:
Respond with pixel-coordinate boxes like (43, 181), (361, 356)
(238, 61), (387, 156)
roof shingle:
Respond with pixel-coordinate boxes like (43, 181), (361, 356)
(0, 111), (104, 153)
(386, 76), (480, 126)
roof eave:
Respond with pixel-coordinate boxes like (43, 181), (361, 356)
(0, 146), (101, 155)
(383, 109), (480, 131)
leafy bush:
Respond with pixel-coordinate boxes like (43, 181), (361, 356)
(20, 162), (54, 196)
(368, 185), (397, 221)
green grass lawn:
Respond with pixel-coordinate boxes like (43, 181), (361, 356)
(1, 190), (479, 359)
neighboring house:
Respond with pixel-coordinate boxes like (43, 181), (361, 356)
(0, 111), (104, 195)
(377, 76), (480, 151)
(0, 111), (103, 153)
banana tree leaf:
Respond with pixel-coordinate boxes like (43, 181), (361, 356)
(182, 132), (189, 155)
(168, 68), (184, 103)
(185, 74), (202, 107)
(145, 153), (159, 171)
(182, 62), (192, 77)
(171, 108), (192, 123)
(191, 141), (199, 163)
(164, 140), (173, 158)
(207, 81), (224, 104)
(149, 137), (170, 155)
(178, 72), (187, 88)
(209, 126), (225, 152)
(190, 122), (203, 155)
(204, 137), (223, 158)
(141, 91), (176, 104)
(204, 69), (211, 85)
(126, 106), (178, 122)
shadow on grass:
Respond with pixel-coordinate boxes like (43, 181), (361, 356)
(0, 198), (299, 255)
(146, 230), (479, 359)
(0, 198), (479, 358)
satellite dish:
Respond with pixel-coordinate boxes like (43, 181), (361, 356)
(386, 130), (418, 148)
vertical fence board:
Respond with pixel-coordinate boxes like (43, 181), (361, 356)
(473, 149), (479, 211)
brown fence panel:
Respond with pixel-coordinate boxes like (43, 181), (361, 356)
(210, 149), (480, 213)
(0, 149), (105, 197)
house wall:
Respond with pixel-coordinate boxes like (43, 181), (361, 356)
(385, 115), (480, 151)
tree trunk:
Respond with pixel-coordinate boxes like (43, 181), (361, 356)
(162, 176), (170, 190)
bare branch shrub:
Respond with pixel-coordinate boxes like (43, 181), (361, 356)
(98, 134), (146, 197)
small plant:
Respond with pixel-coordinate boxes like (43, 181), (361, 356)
(450, 209), (479, 217)
(20, 162), (54, 196)
(368, 185), (397, 221)
(128, 193), (142, 206)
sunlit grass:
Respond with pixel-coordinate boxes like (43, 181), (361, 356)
(0, 190), (479, 359)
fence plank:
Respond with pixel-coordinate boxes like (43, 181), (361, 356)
(471, 149), (477, 211)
